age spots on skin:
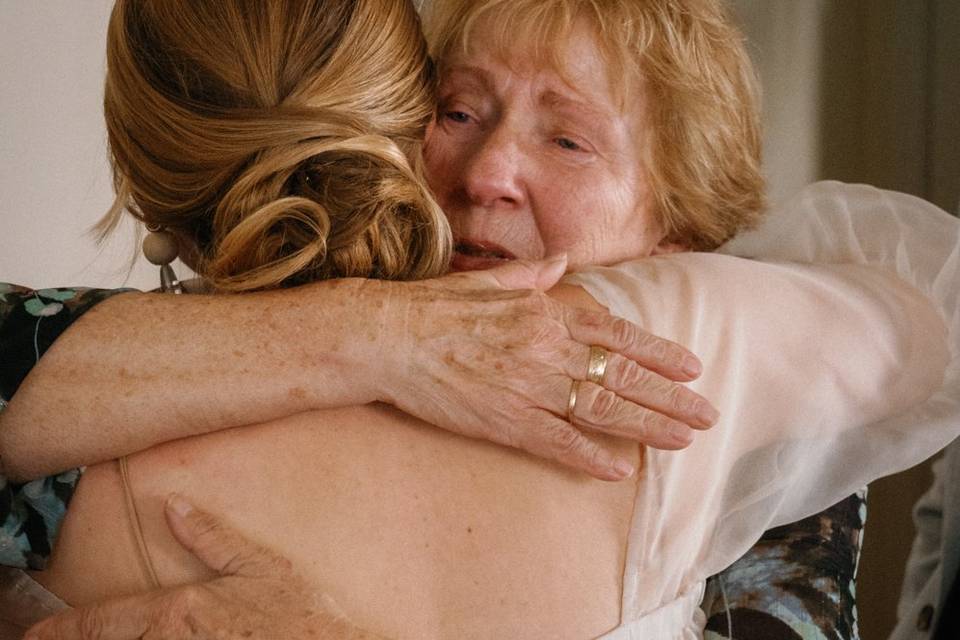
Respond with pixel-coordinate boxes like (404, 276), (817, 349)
(288, 386), (307, 401)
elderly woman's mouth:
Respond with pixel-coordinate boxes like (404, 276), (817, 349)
(452, 240), (516, 271)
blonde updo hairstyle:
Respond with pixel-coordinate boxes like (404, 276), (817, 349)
(101, 0), (450, 291)
(424, 0), (765, 251)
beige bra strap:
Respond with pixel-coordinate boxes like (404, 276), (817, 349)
(117, 456), (162, 590)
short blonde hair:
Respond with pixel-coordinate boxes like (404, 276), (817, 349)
(101, 0), (450, 291)
(424, 0), (765, 251)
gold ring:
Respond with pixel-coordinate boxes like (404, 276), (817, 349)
(586, 346), (608, 385)
(567, 380), (580, 421)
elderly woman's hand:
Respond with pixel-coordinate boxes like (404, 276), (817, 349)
(24, 496), (381, 640)
(373, 256), (717, 481)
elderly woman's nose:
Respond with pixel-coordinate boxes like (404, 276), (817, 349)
(462, 132), (525, 207)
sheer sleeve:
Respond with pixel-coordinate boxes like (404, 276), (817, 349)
(564, 183), (960, 618)
(0, 283), (132, 569)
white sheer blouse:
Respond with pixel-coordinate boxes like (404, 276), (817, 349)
(565, 182), (960, 638)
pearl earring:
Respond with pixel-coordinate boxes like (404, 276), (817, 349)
(143, 224), (184, 294)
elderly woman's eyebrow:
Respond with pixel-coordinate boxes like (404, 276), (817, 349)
(440, 65), (495, 91)
(541, 90), (614, 121)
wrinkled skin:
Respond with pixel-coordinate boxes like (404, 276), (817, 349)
(378, 258), (715, 483)
(425, 17), (685, 272)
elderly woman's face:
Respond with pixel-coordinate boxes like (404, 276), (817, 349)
(425, 19), (673, 271)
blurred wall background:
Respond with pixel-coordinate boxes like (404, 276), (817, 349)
(733, 2), (959, 638)
(0, 0), (172, 290)
(2, 1), (959, 638)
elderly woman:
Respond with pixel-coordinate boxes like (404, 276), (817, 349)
(3, 0), (959, 638)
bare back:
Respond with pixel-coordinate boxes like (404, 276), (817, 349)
(37, 287), (639, 640)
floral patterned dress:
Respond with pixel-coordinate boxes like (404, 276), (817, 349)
(0, 282), (864, 638)
(0, 284), (129, 570)
(703, 491), (866, 640)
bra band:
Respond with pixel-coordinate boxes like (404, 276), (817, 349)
(117, 456), (162, 590)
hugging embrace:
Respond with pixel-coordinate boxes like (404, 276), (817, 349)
(2, 1), (959, 639)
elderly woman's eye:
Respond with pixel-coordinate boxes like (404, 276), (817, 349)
(444, 111), (471, 124)
(554, 137), (584, 152)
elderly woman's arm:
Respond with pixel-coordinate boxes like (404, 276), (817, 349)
(0, 261), (715, 485)
(0, 285), (134, 407)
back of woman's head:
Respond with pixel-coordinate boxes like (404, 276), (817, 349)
(103, 0), (450, 291)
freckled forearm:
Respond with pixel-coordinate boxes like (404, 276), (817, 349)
(0, 279), (388, 481)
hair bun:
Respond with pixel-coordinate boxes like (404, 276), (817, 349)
(204, 135), (449, 292)
(100, 0), (447, 290)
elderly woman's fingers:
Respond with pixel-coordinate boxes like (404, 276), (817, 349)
(26, 496), (367, 640)
(24, 593), (157, 640)
(459, 255), (569, 291)
(164, 494), (292, 580)
(520, 415), (637, 481)
(567, 381), (697, 450)
(567, 308), (703, 382)
(595, 352), (718, 429)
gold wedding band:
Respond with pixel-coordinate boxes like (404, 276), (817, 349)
(567, 380), (580, 421)
(586, 346), (608, 385)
